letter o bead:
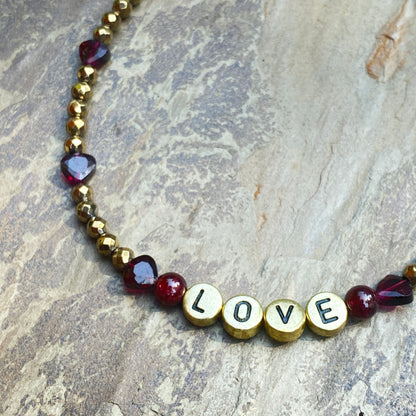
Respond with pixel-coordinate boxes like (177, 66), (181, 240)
(182, 283), (223, 327)
(306, 292), (348, 337)
(222, 295), (263, 340)
(264, 299), (306, 342)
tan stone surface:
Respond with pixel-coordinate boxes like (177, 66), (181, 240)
(1, 0), (416, 415)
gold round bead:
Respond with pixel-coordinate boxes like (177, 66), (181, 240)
(64, 136), (85, 154)
(97, 234), (119, 256)
(76, 201), (98, 223)
(67, 100), (88, 118)
(71, 82), (92, 101)
(112, 247), (134, 271)
(112, 0), (132, 19)
(77, 65), (98, 85)
(87, 217), (109, 239)
(71, 183), (94, 203)
(222, 295), (263, 339)
(66, 117), (87, 137)
(264, 299), (306, 342)
(403, 264), (416, 286)
(93, 25), (113, 45)
(102, 12), (121, 31)
(183, 283), (223, 327)
(306, 292), (348, 337)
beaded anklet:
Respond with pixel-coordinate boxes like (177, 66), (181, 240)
(60, 0), (415, 342)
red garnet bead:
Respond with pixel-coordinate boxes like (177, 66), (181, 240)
(123, 255), (158, 294)
(61, 153), (96, 186)
(375, 274), (413, 307)
(79, 40), (110, 69)
(345, 285), (378, 319)
(154, 272), (187, 306)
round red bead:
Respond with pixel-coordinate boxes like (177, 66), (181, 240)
(79, 40), (110, 69)
(154, 272), (187, 306)
(345, 285), (378, 319)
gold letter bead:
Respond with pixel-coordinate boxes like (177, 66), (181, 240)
(112, 0), (132, 19)
(71, 183), (94, 203)
(264, 299), (306, 342)
(87, 217), (109, 238)
(96, 234), (119, 256)
(306, 292), (348, 337)
(183, 283), (223, 327)
(77, 65), (98, 85)
(71, 82), (92, 101)
(112, 247), (134, 271)
(222, 295), (263, 340)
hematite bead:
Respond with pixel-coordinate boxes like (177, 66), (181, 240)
(102, 12), (121, 31)
(64, 136), (85, 154)
(61, 153), (96, 186)
(77, 65), (98, 85)
(87, 217), (108, 238)
(123, 255), (158, 294)
(112, 247), (134, 271)
(345, 285), (378, 319)
(154, 272), (187, 306)
(66, 117), (87, 137)
(97, 234), (119, 256)
(112, 0), (132, 19)
(93, 25), (113, 45)
(67, 100), (88, 118)
(79, 40), (110, 69)
(71, 183), (94, 203)
(71, 82), (92, 101)
(403, 264), (416, 286)
(375, 274), (413, 307)
(76, 200), (98, 223)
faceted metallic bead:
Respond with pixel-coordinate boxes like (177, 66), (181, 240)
(112, 0), (132, 19)
(67, 100), (88, 118)
(76, 200), (98, 223)
(71, 183), (94, 203)
(375, 275), (413, 306)
(403, 264), (416, 286)
(306, 292), (348, 337)
(97, 234), (119, 256)
(112, 247), (134, 271)
(264, 299), (306, 342)
(102, 12), (121, 31)
(183, 283), (223, 327)
(64, 136), (85, 154)
(77, 65), (98, 85)
(87, 217), (108, 238)
(71, 82), (92, 101)
(222, 295), (263, 339)
(93, 25), (113, 45)
(61, 153), (96, 185)
(66, 117), (87, 137)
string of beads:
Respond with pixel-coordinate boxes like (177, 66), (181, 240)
(61, 0), (416, 341)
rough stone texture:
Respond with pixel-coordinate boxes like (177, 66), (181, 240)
(1, 0), (416, 415)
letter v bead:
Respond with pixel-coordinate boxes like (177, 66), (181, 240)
(264, 299), (306, 342)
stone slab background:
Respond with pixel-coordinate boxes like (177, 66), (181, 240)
(1, 0), (416, 415)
